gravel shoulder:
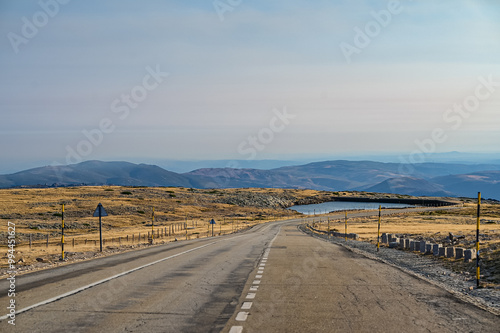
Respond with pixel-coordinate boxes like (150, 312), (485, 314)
(301, 224), (500, 316)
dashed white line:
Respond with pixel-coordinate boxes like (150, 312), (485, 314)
(241, 302), (253, 310)
(236, 312), (249, 321)
(246, 293), (256, 299)
(229, 326), (243, 333)
(231, 225), (281, 332)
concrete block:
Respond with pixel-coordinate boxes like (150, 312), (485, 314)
(455, 248), (465, 259)
(420, 241), (427, 253)
(399, 238), (405, 248)
(464, 249), (476, 262)
(404, 239), (410, 249)
(425, 243), (433, 254)
(432, 244), (441, 256)
(438, 247), (446, 257)
(446, 247), (455, 258)
(409, 241), (416, 251)
(381, 233), (388, 244)
(389, 242), (399, 248)
(387, 234), (393, 242)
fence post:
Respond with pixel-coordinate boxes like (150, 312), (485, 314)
(29, 234), (32, 249)
(72, 238), (75, 248)
(46, 234), (49, 248)
(476, 192), (481, 288)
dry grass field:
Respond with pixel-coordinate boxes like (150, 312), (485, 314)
(0, 186), (314, 269)
(1, 186), (498, 286)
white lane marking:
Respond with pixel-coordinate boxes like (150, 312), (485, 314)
(231, 225), (282, 331)
(0, 241), (217, 321)
(256, 275), (262, 278)
(241, 302), (253, 310)
(236, 312), (249, 321)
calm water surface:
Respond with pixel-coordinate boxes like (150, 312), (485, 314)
(288, 201), (415, 215)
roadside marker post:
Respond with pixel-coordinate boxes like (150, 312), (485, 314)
(476, 192), (481, 288)
(377, 205), (381, 252)
(327, 218), (330, 240)
(93, 203), (108, 252)
(210, 219), (216, 237)
(344, 211), (347, 241)
(61, 204), (65, 260)
(151, 207), (155, 244)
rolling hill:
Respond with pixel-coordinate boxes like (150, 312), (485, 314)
(1, 160), (499, 200)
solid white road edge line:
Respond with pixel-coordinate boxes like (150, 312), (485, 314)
(0, 241), (218, 321)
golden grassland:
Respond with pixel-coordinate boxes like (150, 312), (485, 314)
(1, 186), (498, 285)
(0, 186), (326, 268)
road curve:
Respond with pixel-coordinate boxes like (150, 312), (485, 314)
(2, 206), (493, 332)
(222, 221), (499, 333)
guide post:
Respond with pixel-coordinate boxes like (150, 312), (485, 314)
(61, 204), (65, 260)
(476, 192), (481, 288)
(93, 203), (108, 252)
(210, 219), (216, 237)
(377, 205), (381, 252)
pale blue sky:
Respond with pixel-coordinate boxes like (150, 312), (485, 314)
(0, 0), (499, 172)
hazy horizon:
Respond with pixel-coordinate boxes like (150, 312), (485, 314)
(2, 151), (500, 175)
(1, 1), (499, 173)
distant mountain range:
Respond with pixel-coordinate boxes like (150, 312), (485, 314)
(1, 160), (499, 200)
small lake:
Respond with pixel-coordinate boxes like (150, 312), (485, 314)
(288, 201), (415, 215)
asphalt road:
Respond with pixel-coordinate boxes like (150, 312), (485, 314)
(222, 221), (500, 333)
(1, 206), (498, 332)
(0, 222), (284, 332)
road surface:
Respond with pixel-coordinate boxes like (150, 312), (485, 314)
(1, 207), (498, 332)
(222, 222), (499, 332)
